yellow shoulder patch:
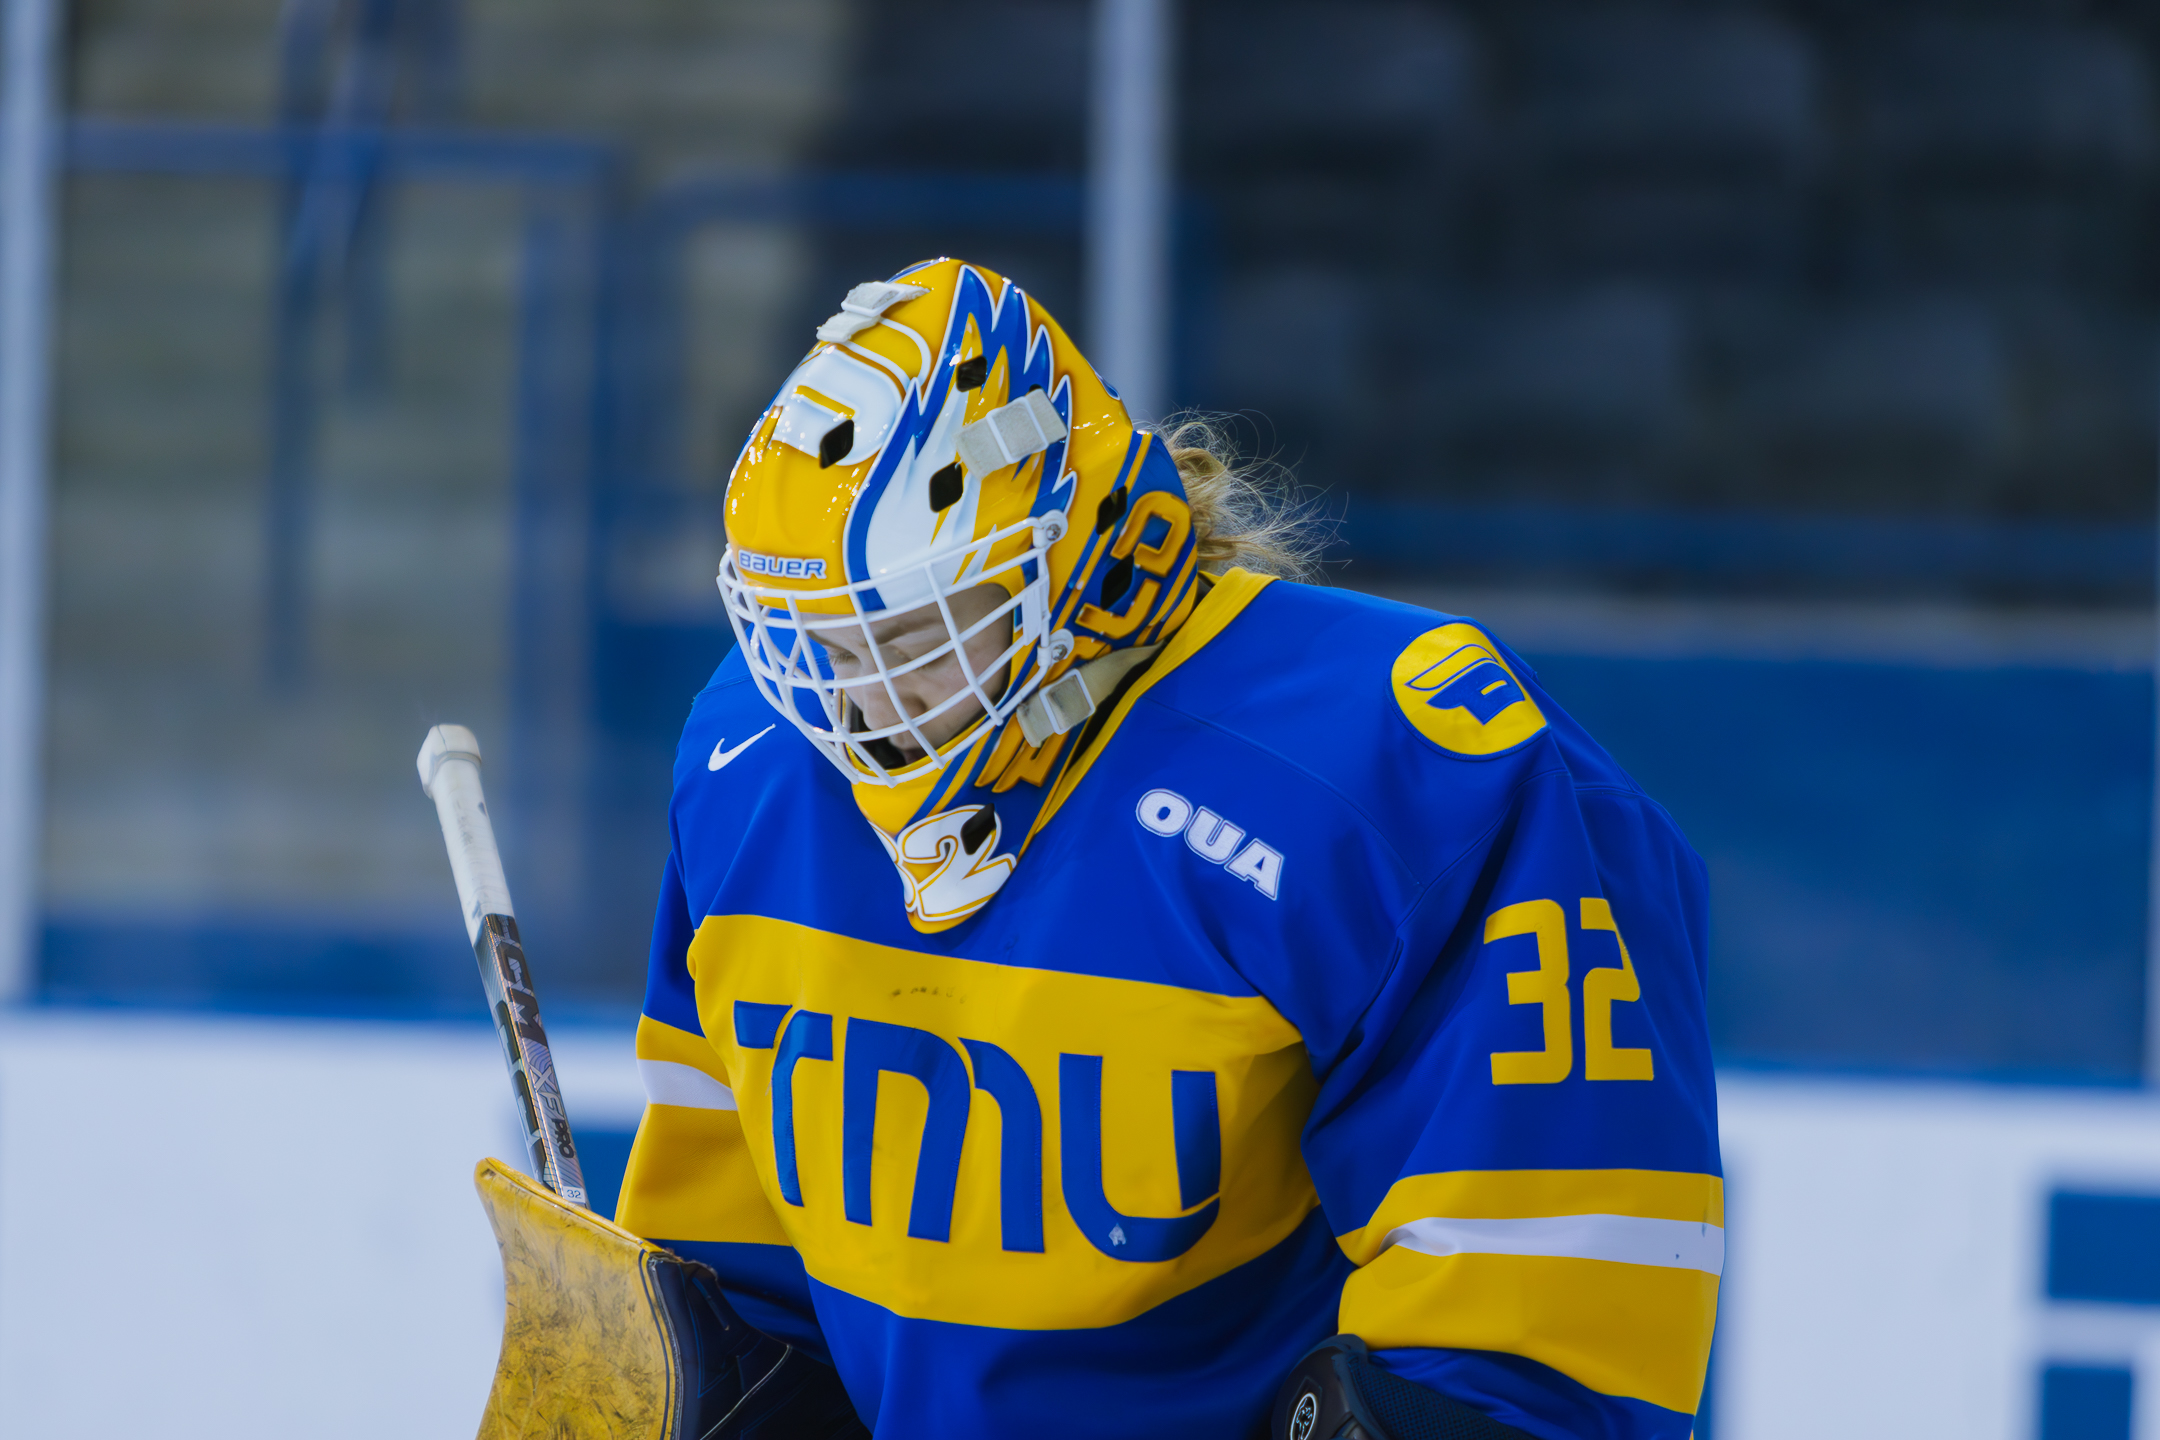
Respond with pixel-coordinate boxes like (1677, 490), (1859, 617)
(1391, 622), (1546, 757)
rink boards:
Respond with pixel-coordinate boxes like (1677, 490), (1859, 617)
(0, 1008), (2156, 1440)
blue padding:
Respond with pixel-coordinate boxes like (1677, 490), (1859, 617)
(1534, 653), (2151, 1081)
(2040, 1365), (2134, 1440)
(46, 633), (2154, 1095)
(1341, 501), (2152, 596)
(2048, 1193), (2160, 1304)
(40, 916), (476, 1016)
(594, 620), (734, 741)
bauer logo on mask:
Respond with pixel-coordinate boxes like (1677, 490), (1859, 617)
(716, 259), (1204, 933)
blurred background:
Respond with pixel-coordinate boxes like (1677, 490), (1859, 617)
(2, 1), (2160, 1437)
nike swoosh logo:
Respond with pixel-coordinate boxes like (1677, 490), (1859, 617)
(708, 725), (776, 772)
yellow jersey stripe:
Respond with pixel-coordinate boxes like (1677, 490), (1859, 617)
(635, 1013), (731, 1085)
(683, 911), (1320, 1330)
(615, 1102), (791, 1247)
(1338, 1168), (1725, 1265)
(1340, 1246), (1717, 1415)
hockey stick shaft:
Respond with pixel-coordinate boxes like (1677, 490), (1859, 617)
(417, 725), (588, 1206)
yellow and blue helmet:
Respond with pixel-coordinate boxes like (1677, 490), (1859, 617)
(717, 257), (1203, 932)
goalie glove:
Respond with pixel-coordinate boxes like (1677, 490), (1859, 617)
(1269, 1335), (1538, 1440)
(474, 1157), (866, 1440)
(661, 1261), (866, 1440)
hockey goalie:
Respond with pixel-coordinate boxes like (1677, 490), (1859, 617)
(602, 258), (1720, 1440)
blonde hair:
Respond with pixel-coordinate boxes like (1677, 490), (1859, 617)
(1160, 414), (1331, 583)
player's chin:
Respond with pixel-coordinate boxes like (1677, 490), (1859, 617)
(910, 704), (995, 763)
(847, 698), (993, 768)
(853, 719), (943, 767)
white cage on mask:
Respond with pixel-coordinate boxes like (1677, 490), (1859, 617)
(716, 510), (1073, 785)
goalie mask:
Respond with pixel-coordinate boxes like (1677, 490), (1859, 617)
(718, 258), (1203, 934)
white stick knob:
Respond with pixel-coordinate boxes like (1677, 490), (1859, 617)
(417, 724), (513, 945)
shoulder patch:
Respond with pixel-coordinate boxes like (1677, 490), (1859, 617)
(1390, 623), (1547, 757)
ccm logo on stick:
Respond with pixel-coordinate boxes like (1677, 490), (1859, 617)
(1135, 788), (1284, 900)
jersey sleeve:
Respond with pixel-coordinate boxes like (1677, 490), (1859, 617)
(614, 848), (830, 1360)
(1307, 764), (1720, 1440)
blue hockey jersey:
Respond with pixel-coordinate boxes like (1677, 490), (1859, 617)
(615, 569), (1721, 1440)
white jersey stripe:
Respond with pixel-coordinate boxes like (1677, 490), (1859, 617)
(1383, 1214), (1725, 1276)
(638, 1058), (738, 1111)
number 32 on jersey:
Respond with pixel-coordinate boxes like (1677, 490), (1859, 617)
(1484, 896), (1655, 1085)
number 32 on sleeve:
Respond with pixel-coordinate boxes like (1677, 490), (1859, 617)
(1486, 897), (1654, 1085)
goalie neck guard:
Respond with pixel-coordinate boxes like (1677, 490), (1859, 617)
(717, 258), (1203, 934)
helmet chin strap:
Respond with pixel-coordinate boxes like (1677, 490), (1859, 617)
(1014, 644), (1163, 749)
(843, 636), (1160, 782)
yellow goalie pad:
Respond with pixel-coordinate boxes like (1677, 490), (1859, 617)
(472, 1157), (868, 1440)
(473, 1157), (684, 1440)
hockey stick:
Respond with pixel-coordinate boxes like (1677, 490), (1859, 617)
(417, 724), (587, 1206)
(419, 725), (865, 1440)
